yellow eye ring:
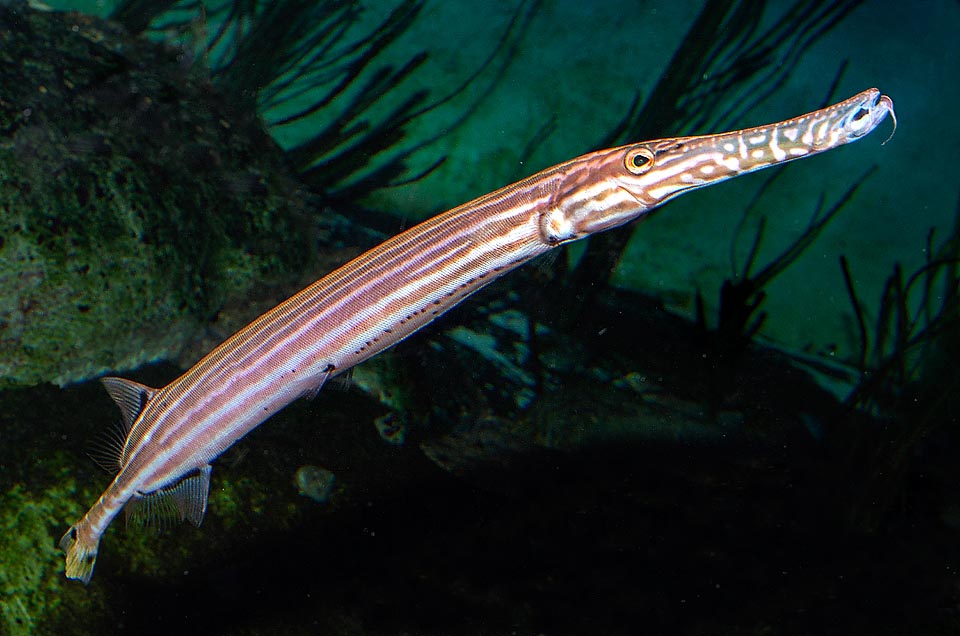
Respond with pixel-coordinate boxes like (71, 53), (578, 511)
(625, 147), (654, 174)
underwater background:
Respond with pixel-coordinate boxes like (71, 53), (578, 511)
(0, 0), (958, 634)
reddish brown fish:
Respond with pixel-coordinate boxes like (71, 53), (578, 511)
(61, 89), (895, 583)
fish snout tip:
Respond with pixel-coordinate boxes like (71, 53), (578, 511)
(844, 89), (896, 145)
(878, 93), (897, 145)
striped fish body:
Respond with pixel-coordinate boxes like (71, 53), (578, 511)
(61, 88), (894, 583)
(59, 166), (565, 583)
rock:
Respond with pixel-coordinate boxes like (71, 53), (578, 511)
(294, 465), (337, 504)
(0, 4), (312, 387)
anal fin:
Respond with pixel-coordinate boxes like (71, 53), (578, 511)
(124, 464), (213, 529)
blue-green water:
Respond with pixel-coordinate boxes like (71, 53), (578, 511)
(1, 1), (958, 634)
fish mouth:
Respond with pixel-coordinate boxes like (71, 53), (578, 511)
(844, 90), (897, 144)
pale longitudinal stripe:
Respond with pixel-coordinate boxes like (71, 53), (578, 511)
(60, 88), (895, 584)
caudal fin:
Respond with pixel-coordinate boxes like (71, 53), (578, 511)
(59, 526), (99, 585)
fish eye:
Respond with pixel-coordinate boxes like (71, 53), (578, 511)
(625, 147), (654, 174)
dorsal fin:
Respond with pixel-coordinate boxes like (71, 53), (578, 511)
(100, 377), (159, 432)
(85, 422), (128, 474)
(124, 464), (213, 529)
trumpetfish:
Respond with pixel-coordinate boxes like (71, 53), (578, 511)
(60, 88), (895, 583)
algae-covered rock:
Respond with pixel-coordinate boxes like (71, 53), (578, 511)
(294, 464), (337, 504)
(0, 460), (91, 636)
(0, 4), (312, 387)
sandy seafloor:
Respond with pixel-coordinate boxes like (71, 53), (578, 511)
(46, 0), (960, 362)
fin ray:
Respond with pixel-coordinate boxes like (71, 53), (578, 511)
(300, 364), (334, 401)
(100, 377), (159, 432)
(60, 526), (98, 585)
(124, 464), (213, 529)
(85, 421), (128, 473)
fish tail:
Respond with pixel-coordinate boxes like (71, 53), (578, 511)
(59, 525), (99, 585)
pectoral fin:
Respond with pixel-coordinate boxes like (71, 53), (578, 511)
(299, 364), (335, 401)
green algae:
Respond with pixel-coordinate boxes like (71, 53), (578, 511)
(0, 6), (312, 388)
(210, 473), (299, 533)
(0, 460), (91, 636)
(294, 465), (338, 504)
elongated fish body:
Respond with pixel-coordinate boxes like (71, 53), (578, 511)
(61, 88), (895, 583)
